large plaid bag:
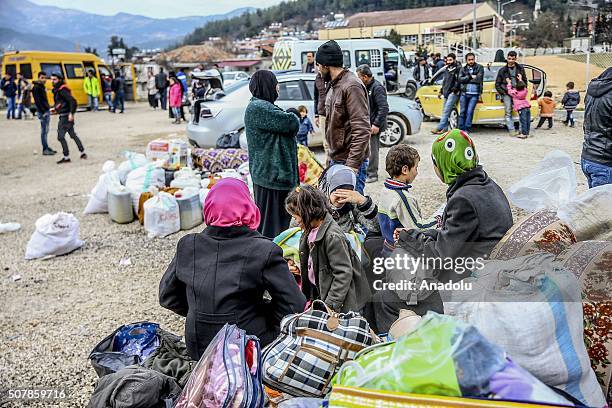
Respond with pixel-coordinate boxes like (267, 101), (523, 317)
(262, 300), (376, 398)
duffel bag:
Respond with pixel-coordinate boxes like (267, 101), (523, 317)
(174, 324), (264, 408)
(262, 300), (377, 398)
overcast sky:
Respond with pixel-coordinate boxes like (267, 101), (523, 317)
(29, 0), (286, 18)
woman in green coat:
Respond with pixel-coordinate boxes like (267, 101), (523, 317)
(245, 70), (300, 238)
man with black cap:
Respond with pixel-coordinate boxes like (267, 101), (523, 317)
(316, 40), (370, 194)
(51, 72), (87, 164)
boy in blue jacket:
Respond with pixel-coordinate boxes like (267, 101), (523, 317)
(562, 81), (580, 127)
(296, 105), (314, 146)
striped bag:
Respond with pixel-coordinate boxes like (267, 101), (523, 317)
(262, 300), (376, 398)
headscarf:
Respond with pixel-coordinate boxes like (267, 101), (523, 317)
(323, 164), (356, 195)
(249, 70), (279, 104)
(431, 129), (478, 185)
(203, 178), (260, 230)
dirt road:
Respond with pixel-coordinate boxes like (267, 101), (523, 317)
(0, 102), (588, 406)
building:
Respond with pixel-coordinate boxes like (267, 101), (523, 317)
(318, 2), (506, 52)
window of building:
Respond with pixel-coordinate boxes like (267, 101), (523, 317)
(40, 63), (63, 78)
(19, 63), (33, 79)
(64, 63), (84, 79)
(402, 35), (419, 45)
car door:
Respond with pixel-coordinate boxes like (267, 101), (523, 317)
(417, 68), (445, 119)
(523, 64), (548, 120)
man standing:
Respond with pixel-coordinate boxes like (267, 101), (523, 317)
(302, 52), (315, 73)
(412, 57), (430, 87)
(83, 70), (100, 112)
(495, 50), (527, 135)
(32, 71), (56, 156)
(1, 74), (17, 119)
(313, 69), (330, 165)
(111, 70), (125, 114)
(102, 74), (113, 111)
(433, 53), (445, 74)
(431, 53), (460, 135)
(457, 53), (484, 132)
(581, 67), (612, 188)
(357, 65), (389, 184)
(316, 40), (371, 194)
(146, 70), (158, 109)
(51, 72), (86, 164)
(15, 72), (29, 119)
(155, 67), (168, 110)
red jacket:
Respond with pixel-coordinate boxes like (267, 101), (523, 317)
(169, 83), (183, 108)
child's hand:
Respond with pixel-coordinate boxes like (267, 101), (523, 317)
(517, 73), (522, 81)
(333, 189), (367, 206)
(287, 259), (300, 276)
(393, 228), (407, 242)
(505, 78), (512, 85)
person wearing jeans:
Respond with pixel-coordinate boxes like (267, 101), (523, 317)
(432, 53), (460, 134)
(51, 72), (87, 164)
(1, 74), (17, 119)
(495, 50), (527, 134)
(83, 70), (100, 112)
(581, 67), (612, 188)
(5, 95), (16, 119)
(457, 53), (484, 132)
(31, 71), (57, 155)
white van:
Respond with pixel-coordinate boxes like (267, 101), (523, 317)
(271, 39), (418, 98)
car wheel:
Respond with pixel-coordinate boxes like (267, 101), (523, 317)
(380, 115), (407, 147)
(404, 82), (417, 100)
(448, 108), (459, 130)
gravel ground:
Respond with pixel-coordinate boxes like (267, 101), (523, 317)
(0, 103), (588, 407)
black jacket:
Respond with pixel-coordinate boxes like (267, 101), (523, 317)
(159, 226), (306, 360)
(32, 81), (50, 114)
(399, 166), (513, 282)
(562, 91), (581, 110)
(495, 63), (527, 95)
(52, 82), (77, 115)
(1, 77), (17, 97)
(412, 64), (430, 83)
(582, 67), (612, 166)
(366, 78), (389, 132)
(440, 62), (461, 98)
(458, 63), (484, 95)
(155, 72), (168, 90)
(112, 76), (125, 94)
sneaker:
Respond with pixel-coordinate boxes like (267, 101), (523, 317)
(562, 121), (568, 126)
(366, 176), (378, 183)
(431, 129), (445, 135)
(57, 157), (71, 164)
(569, 124), (575, 128)
(42, 149), (56, 156)
(517, 134), (528, 139)
(80, 153), (88, 160)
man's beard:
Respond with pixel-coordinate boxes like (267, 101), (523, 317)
(322, 71), (332, 82)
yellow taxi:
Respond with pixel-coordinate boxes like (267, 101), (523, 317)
(416, 62), (547, 129)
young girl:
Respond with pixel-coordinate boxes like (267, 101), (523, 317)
(506, 74), (531, 139)
(168, 77), (183, 124)
(285, 185), (370, 313)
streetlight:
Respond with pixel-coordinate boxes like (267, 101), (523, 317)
(498, 0), (516, 47)
(500, 0), (516, 16)
(509, 13), (524, 47)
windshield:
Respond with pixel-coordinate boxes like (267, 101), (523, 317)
(223, 79), (249, 94)
(483, 65), (501, 82)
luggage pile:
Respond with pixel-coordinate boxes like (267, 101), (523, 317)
(82, 139), (252, 239)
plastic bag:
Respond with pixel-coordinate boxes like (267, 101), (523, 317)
(507, 150), (577, 213)
(0, 222), (20, 233)
(125, 163), (166, 213)
(444, 253), (605, 407)
(143, 192), (180, 238)
(170, 167), (201, 190)
(25, 212), (84, 260)
(117, 151), (148, 184)
(557, 184), (612, 241)
(84, 161), (120, 214)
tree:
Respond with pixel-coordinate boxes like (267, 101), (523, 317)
(84, 46), (98, 56)
(386, 29), (402, 47)
(521, 12), (565, 54)
(107, 36), (138, 60)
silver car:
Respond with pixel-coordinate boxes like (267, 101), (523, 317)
(187, 72), (422, 148)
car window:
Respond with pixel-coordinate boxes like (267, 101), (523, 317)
(278, 80), (304, 100)
(355, 50), (371, 66)
(64, 63), (84, 79)
(431, 68), (445, 85)
(4, 64), (16, 77)
(98, 65), (111, 77)
(40, 63), (63, 78)
(19, 63), (33, 79)
(301, 51), (317, 65)
(343, 51), (351, 68)
(223, 79), (249, 95)
(304, 80), (315, 100)
(225, 73), (236, 80)
(483, 65), (501, 82)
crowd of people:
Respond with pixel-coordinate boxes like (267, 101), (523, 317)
(156, 40), (612, 366)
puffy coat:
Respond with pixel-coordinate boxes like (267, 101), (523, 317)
(582, 67), (612, 166)
(168, 83), (183, 108)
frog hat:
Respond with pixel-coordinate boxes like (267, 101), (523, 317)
(431, 129), (479, 185)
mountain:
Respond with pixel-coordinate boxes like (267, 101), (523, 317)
(0, 0), (254, 53)
(0, 27), (77, 52)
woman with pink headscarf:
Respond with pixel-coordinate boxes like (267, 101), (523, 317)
(159, 179), (306, 360)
